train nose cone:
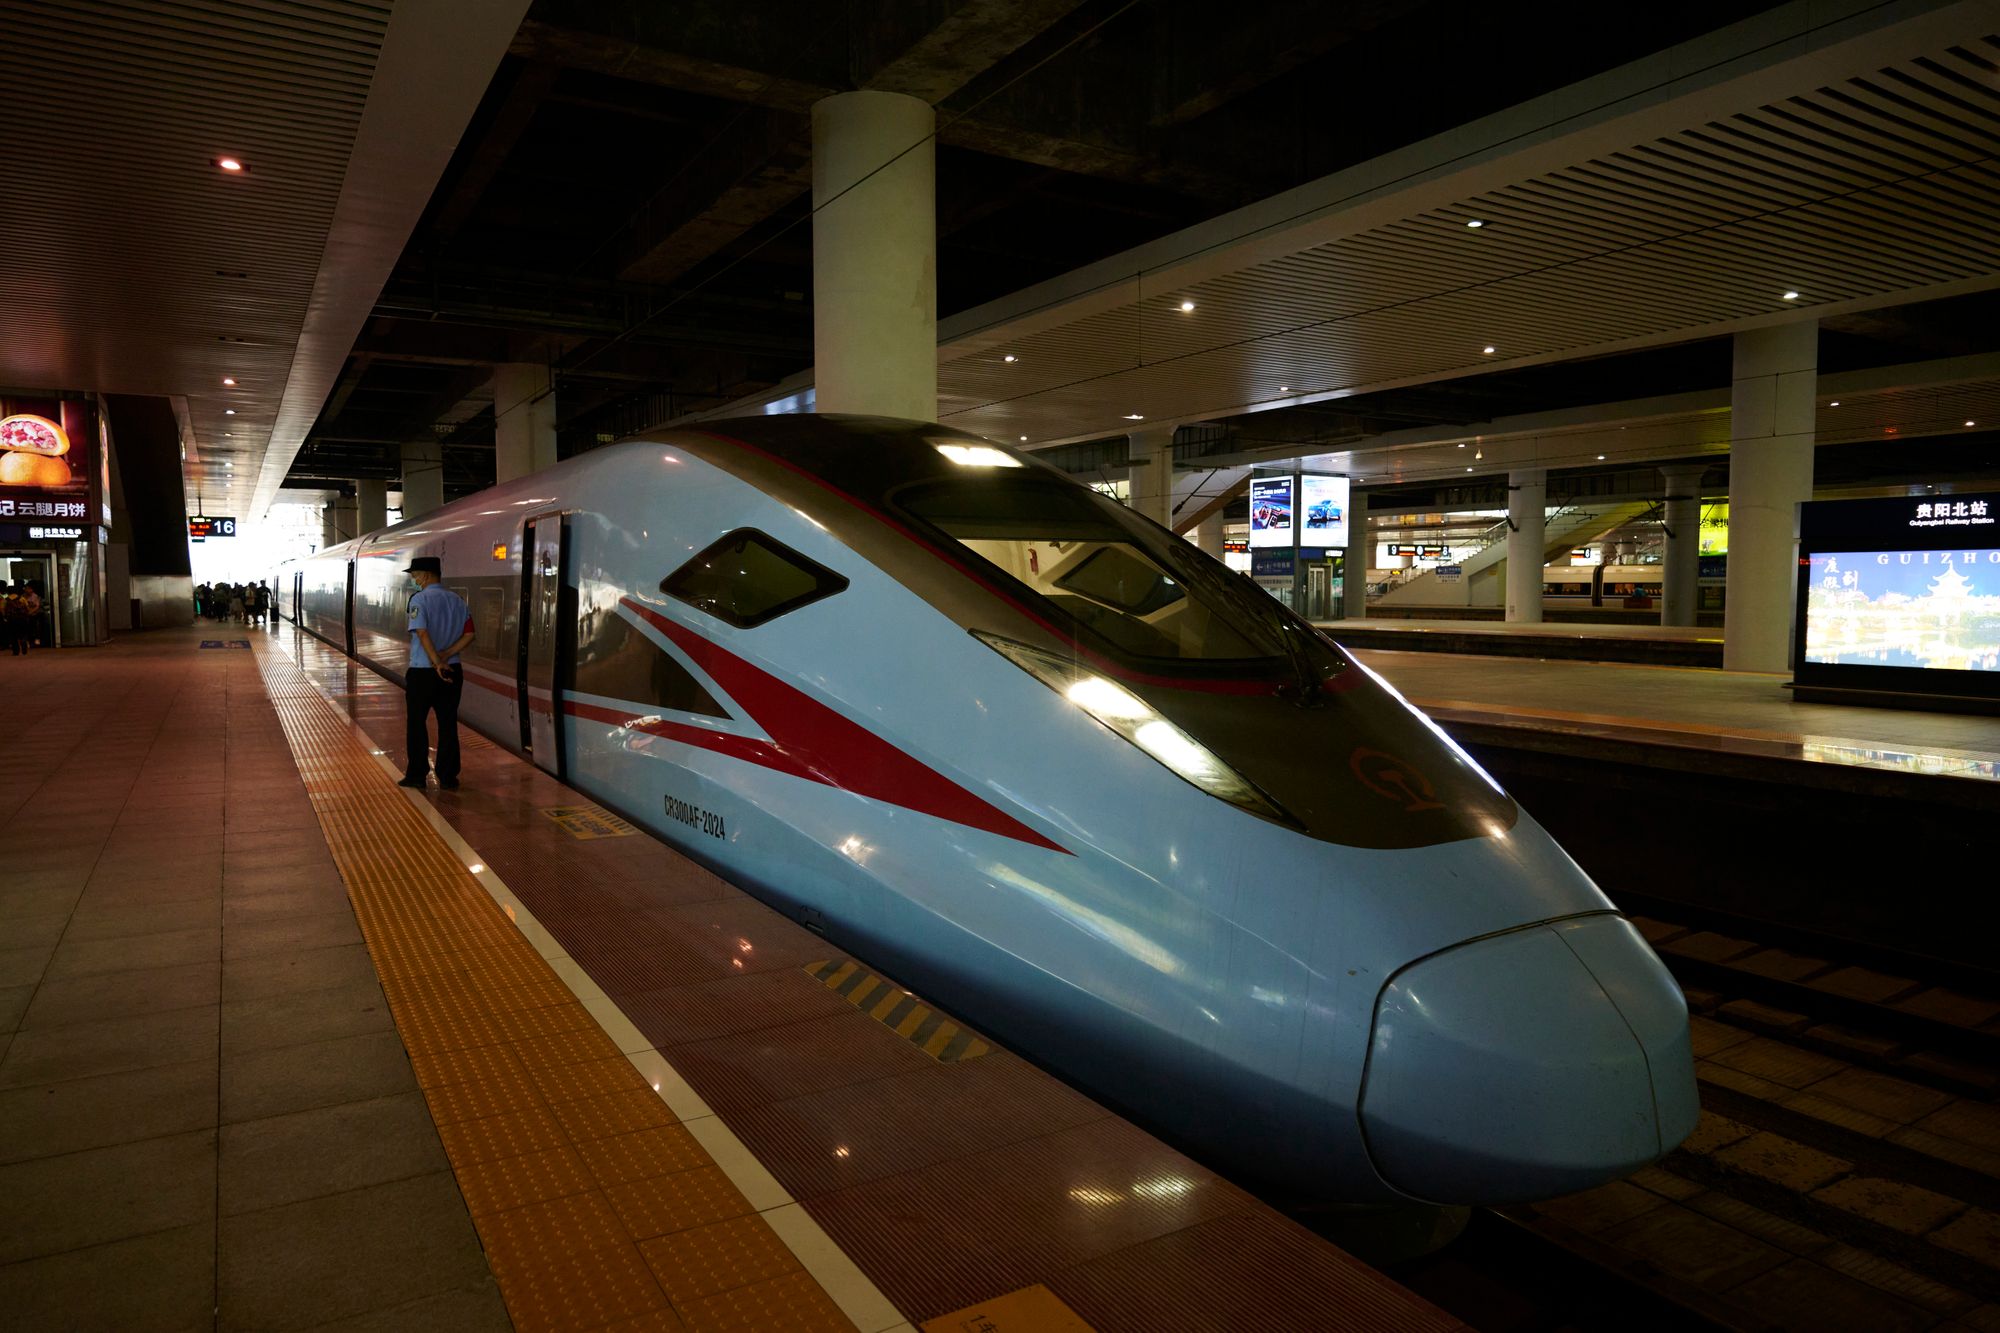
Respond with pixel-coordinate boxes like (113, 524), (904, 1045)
(1359, 914), (1698, 1205)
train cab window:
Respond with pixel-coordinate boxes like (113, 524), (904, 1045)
(660, 529), (848, 628)
(895, 476), (1308, 668)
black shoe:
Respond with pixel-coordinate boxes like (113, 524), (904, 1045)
(438, 778), (460, 791)
(396, 775), (427, 789)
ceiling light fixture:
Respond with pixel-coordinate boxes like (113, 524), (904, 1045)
(1019, 435), (1028, 441)
(1596, 454), (1606, 460)
(221, 377), (236, 386)
(1178, 300), (1195, 313)
(1003, 354), (1017, 363)
(1782, 291), (1800, 300)
(1124, 413), (1144, 420)
(1466, 219), (1484, 228)
(217, 157), (243, 172)
(1482, 345), (1496, 355)
(1967, 420), (1978, 427)
(1466, 466), (1474, 472)
(1829, 400), (1840, 407)
(1280, 386), (1289, 393)
(224, 408), (235, 415)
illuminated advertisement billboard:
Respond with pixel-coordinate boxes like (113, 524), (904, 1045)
(0, 406), (90, 525)
(1794, 491), (2000, 701)
(1248, 476), (1294, 549)
(1298, 474), (1350, 547)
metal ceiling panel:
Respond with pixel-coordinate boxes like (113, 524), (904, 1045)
(928, 0), (2000, 451)
(0, 0), (528, 521)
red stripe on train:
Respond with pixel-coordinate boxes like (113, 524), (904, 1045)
(616, 598), (1068, 854)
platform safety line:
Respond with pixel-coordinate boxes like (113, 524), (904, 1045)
(255, 638), (913, 1333)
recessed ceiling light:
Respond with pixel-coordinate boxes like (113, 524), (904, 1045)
(1178, 300), (1195, 313)
(224, 408), (235, 415)
(222, 377), (236, 386)
(1457, 443), (1466, 448)
(1828, 400), (1840, 407)
(1596, 454), (1606, 460)
(1466, 219), (1484, 228)
(1123, 413), (1145, 420)
(1967, 420), (1977, 427)
(1482, 345), (1496, 355)
(217, 157), (243, 172)
(1280, 386), (1289, 392)
(1465, 466), (1474, 472)
(1019, 435), (1028, 441)
(1782, 291), (1800, 300)
(1003, 354), (1017, 363)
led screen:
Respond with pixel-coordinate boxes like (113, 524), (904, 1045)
(1804, 549), (2000, 672)
(1248, 476), (1294, 549)
(1298, 474), (1350, 547)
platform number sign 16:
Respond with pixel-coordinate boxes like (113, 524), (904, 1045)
(188, 515), (237, 539)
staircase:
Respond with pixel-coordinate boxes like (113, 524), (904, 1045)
(1373, 500), (1654, 609)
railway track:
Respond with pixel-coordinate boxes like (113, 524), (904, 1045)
(1399, 904), (2000, 1331)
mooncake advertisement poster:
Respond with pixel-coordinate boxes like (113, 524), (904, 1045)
(0, 397), (90, 523)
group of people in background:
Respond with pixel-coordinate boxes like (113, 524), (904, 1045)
(196, 581), (271, 627)
(4, 580), (46, 655)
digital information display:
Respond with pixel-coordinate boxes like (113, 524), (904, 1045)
(1248, 476), (1294, 549)
(1298, 474), (1349, 547)
(188, 515), (238, 540)
(1794, 491), (2000, 702)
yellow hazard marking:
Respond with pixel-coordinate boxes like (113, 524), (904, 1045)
(806, 960), (991, 1064)
(921, 1284), (1095, 1332)
(539, 803), (638, 840)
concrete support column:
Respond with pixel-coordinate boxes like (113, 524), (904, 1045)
(356, 479), (387, 535)
(493, 363), (558, 483)
(1342, 500), (1369, 620)
(1127, 428), (1175, 528)
(811, 91), (936, 420)
(1505, 468), (1547, 623)
(1193, 512), (1225, 556)
(1660, 464), (1707, 627)
(400, 439), (444, 519)
(321, 494), (357, 550)
(1724, 322), (1817, 672)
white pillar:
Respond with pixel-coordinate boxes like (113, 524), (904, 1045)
(1127, 428), (1174, 528)
(812, 91), (936, 421)
(1342, 499), (1369, 620)
(1660, 464), (1706, 628)
(1505, 468), (1547, 623)
(1193, 512), (1225, 556)
(401, 438), (444, 519)
(356, 479), (387, 535)
(494, 363), (557, 483)
(1724, 322), (1816, 672)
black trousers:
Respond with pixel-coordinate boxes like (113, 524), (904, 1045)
(404, 667), (463, 782)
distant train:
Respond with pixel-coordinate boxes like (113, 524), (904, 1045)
(277, 415), (1696, 1206)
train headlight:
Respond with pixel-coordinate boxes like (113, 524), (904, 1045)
(977, 634), (1288, 821)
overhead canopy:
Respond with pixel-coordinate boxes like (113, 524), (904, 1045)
(914, 0), (2000, 454)
(0, 0), (530, 521)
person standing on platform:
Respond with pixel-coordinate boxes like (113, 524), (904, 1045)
(398, 556), (475, 792)
(4, 583), (29, 655)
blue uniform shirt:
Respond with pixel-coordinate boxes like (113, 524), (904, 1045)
(407, 582), (472, 668)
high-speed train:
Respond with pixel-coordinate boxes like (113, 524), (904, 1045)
(278, 415), (1697, 1206)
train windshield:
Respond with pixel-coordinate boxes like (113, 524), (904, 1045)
(895, 476), (1309, 667)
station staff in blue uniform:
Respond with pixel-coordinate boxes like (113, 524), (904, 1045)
(400, 557), (475, 791)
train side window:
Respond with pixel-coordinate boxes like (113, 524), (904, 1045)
(660, 529), (848, 628)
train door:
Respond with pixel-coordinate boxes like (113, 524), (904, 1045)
(343, 561), (356, 656)
(292, 571), (302, 624)
(519, 516), (572, 779)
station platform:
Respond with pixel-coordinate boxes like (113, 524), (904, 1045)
(1353, 646), (1999, 798)
(0, 625), (1459, 1333)
(1320, 618), (1724, 668)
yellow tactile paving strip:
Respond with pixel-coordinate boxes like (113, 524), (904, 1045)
(252, 649), (857, 1333)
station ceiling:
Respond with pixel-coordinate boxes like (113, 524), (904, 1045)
(4, 1), (1997, 521)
